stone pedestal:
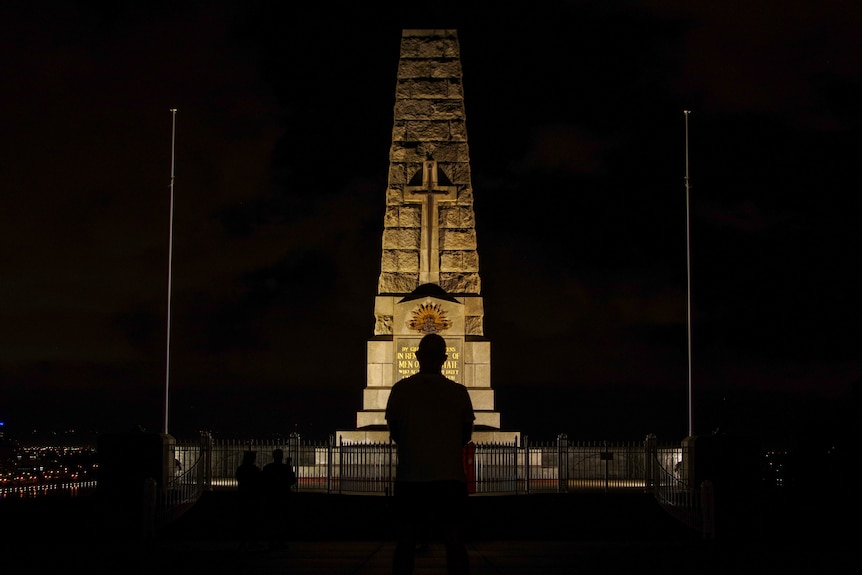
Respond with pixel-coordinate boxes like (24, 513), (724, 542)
(336, 429), (520, 445)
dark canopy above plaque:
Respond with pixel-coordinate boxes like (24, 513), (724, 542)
(399, 283), (461, 304)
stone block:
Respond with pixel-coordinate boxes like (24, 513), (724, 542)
(461, 363), (474, 387)
(473, 412), (501, 428)
(439, 206), (461, 227)
(373, 314), (392, 335)
(388, 163), (407, 185)
(450, 164), (472, 185)
(462, 362), (489, 388)
(381, 250), (418, 273)
(473, 364), (491, 388)
(395, 99), (462, 121)
(431, 143), (468, 163)
(439, 251), (478, 273)
(356, 411), (388, 428)
(399, 205), (421, 227)
(466, 389), (495, 411)
(433, 60), (462, 78)
(382, 228), (420, 250)
(449, 120), (467, 141)
(363, 388), (392, 410)
(374, 296), (395, 317)
(402, 120), (454, 141)
(395, 99), (431, 119)
(464, 297), (484, 316)
(396, 79), (453, 100)
(440, 273), (480, 294)
(367, 363), (383, 387)
(464, 340), (491, 364)
(396, 250), (419, 272)
(397, 59), (427, 78)
(367, 340), (393, 364)
(401, 31), (458, 57)
(464, 316), (483, 336)
(385, 187), (402, 205)
(378, 273), (418, 294)
(439, 229), (476, 250)
(369, 363), (393, 387)
(439, 252), (460, 272)
(436, 100), (465, 119)
(383, 207), (400, 227)
(398, 58), (461, 80)
(391, 123), (407, 142)
(390, 146), (426, 163)
(456, 186), (474, 204)
(380, 250), (398, 272)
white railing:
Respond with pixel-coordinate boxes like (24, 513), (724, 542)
(208, 435), (666, 496)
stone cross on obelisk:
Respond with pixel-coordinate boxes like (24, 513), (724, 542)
(337, 30), (517, 445)
(404, 158), (458, 285)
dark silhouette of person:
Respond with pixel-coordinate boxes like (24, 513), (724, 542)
(385, 333), (475, 575)
(261, 448), (297, 550)
(235, 450), (262, 549)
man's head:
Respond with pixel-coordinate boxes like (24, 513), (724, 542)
(272, 448), (284, 462)
(415, 333), (447, 371)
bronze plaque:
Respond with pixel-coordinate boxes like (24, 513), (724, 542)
(395, 337), (462, 383)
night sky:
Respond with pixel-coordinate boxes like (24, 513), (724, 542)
(1, 1), (859, 447)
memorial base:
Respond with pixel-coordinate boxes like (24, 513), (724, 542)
(336, 429), (520, 445)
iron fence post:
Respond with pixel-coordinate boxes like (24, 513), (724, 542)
(644, 434), (657, 493)
(327, 434), (334, 494)
(557, 433), (568, 493)
(604, 441), (609, 493)
(201, 431), (213, 491)
(288, 432), (299, 491)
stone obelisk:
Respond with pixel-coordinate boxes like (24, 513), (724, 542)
(338, 29), (517, 444)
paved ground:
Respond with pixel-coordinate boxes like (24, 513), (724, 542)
(2, 489), (856, 574)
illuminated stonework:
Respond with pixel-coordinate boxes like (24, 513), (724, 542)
(407, 302), (452, 334)
(376, 29), (482, 302)
(338, 29), (516, 445)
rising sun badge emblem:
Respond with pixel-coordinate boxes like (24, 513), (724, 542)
(408, 302), (452, 334)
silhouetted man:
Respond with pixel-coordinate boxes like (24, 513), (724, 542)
(261, 448), (297, 550)
(386, 333), (475, 575)
(235, 450), (262, 549)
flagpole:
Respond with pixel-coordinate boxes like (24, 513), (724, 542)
(684, 109), (693, 438)
(164, 108), (177, 436)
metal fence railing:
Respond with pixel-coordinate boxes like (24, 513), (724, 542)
(147, 432), (712, 539)
(645, 435), (714, 538)
(153, 434), (210, 529)
(206, 435), (669, 495)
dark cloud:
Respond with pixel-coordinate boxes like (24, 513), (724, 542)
(1, 1), (859, 441)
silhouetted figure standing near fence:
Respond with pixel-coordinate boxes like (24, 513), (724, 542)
(261, 448), (297, 550)
(235, 450), (262, 549)
(386, 333), (475, 575)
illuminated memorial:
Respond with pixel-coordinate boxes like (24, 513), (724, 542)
(338, 30), (517, 444)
